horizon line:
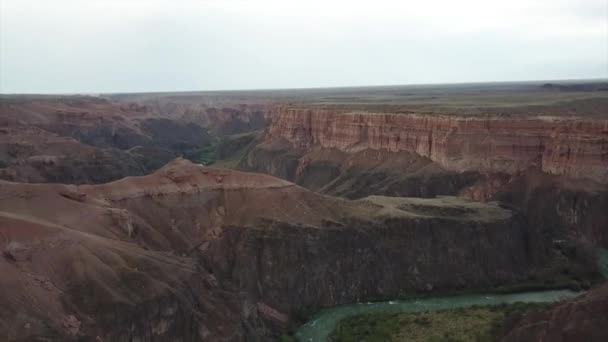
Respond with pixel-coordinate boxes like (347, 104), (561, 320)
(1, 77), (607, 96)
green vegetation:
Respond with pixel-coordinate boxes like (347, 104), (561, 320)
(196, 139), (220, 165)
(330, 303), (546, 342)
(279, 335), (298, 342)
(597, 248), (608, 279)
(205, 130), (260, 169)
(190, 130), (260, 167)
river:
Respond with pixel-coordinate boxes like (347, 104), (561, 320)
(294, 290), (579, 341)
(295, 248), (608, 341)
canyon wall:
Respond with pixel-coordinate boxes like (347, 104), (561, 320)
(244, 108), (608, 252)
(203, 216), (532, 320)
(4, 159), (595, 341)
(264, 107), (608, 183)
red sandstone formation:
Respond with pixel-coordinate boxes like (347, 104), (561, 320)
(264, 107), (608, 183)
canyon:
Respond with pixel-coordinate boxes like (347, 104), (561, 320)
(3, 158), (576, 341)
(1, 82), (607, 341)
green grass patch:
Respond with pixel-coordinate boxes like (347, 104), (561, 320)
(196, 142), (220, 165)
(330, 303), (546, 342)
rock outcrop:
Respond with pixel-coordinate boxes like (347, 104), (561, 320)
(501, 282), (608, 342)
(262, 107), (608, 183)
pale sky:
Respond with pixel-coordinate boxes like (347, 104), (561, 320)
(1, 0), (607, 93)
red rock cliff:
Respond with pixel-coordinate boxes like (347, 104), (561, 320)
(264, 107), (608, 183)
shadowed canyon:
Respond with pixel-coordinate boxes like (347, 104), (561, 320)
(1, 81), (608, 341)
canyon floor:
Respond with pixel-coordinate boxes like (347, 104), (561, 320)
(1, 80), (607, 341)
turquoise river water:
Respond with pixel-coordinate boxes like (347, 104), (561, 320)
(295, 248), (608, 341)
(294, 290), (579, 342)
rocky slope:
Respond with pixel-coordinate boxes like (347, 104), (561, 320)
(259, 107), (608, 183)
(501, 282), (608, 342)
(1, 158), (593, 341)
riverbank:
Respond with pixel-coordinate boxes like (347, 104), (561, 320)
(331, 302), (546, 342)
(293, 249), (608, 341)
(293, 290), (579, 342)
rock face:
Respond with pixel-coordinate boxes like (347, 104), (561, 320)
(501, 283), (608, 342)
(2, 158), (589, 341)
(495, 173), (608, 248)
(203, 200), (529, 319)
(263, 107), (608, 183)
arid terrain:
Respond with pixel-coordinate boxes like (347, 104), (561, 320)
(1, 80), (607, 341)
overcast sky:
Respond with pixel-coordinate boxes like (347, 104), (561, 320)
(1, 0), (606, 93)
